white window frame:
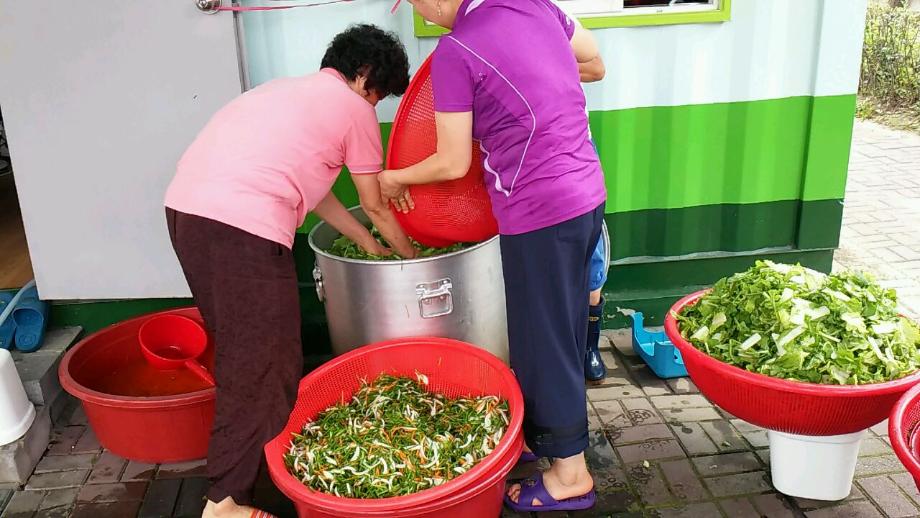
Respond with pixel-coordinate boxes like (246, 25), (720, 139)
(413, 0), (728, 36)
(554, 0), (623, 16)
(555, 0), (720, 19)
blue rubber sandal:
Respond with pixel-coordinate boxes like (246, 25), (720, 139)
(503, 472), (596, 513)
(0, 292), (15, 350)
(12, 284), (48, 353)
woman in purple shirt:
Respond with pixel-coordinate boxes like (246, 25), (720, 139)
(383, 0), (605, 512)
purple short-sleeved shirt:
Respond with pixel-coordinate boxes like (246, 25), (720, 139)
(432, 0), (606, 235)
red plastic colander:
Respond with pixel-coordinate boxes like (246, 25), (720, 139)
(385, 55), (498, 248)
(263, 337), (524, 518)
(665, 290), (920, 436)
(890, 382), (920, 491)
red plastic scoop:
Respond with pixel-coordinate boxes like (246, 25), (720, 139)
(138, 314), (215, 386)
(386, 54), (499, 248)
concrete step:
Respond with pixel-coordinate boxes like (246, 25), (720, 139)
(0, 327), (81, 487)
(11, 327), (81, 424)
(0, 406), (51, 488)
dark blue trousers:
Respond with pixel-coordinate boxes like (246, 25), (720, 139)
(500, 204), (604, 458)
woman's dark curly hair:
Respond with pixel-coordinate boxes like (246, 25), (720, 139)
(321, 24), (410, 99)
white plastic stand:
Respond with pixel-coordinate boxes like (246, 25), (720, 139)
(769, 429), (867, 501)
(0, 349), (36, 446)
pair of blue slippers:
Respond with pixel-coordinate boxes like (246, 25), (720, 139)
(0, 281), (48, 353)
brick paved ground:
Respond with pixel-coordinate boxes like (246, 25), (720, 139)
(835, 120), (920, 320)
(1, 120), (919, 517)
(0, 401), (294, 518)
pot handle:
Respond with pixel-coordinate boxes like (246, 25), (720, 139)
(313, 265), (325, 302)
(416, 278), (453, 318)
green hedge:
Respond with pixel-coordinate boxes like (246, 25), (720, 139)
(861, 4), (920, 112)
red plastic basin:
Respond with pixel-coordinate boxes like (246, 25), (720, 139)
(59, 307), (215, 463)
(264, 337), (524, 518)
(890, 382), (920, 491)
(665, 290), (920, 436)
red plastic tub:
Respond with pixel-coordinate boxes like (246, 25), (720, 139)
(665, 290), (920, 436)
(890, 381), (920, 490)
(264, 337), (524, 518)
(59, 307), (215, 463)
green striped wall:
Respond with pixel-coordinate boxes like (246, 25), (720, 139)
(300, 93), (855, 327)
(606, 199), (843, 259)
(595, 94), (855, 212)
(302, 94), (855, 254)
(53, 93), (856, 338)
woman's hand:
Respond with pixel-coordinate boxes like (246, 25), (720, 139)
(352, 173), (418, 258)
(357, 236), (392, 257)
(379, 170), (414, 214)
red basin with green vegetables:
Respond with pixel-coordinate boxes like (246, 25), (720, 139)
(264, 337), (524, 518)
(665, 290), (920, 436)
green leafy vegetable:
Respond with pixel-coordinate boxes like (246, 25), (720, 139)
(284, 374), (509, 498)
(326, 228), (471, 261)
(676, 260), (920, 385)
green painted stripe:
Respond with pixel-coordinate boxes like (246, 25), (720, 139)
(50, 247), (835, 338)
(50, 288), (335, 356)
(607, 198), (843, 259)
(592, 94), (856, 213)
(801, 94), (858, 201)
(50, 299), (191, 335)
(297, 174), (844, 260)
(301, 95), (854, 234)
(797, 198), (845, 251)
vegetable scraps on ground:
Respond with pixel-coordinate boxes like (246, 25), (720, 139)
(676, 260), (920, 385)
(284, 374), (509, 499)
(327, 227), (470, 260)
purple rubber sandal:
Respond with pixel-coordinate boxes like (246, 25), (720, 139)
(503, 472), (596, 513)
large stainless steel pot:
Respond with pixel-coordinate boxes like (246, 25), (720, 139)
(308, 208), (509, 363)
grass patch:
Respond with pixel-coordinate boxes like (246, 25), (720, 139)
(859, 2), (920, 133)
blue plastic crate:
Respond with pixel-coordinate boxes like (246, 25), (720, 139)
(630, 312), (687, 379)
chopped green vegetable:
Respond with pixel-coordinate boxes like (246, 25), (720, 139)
(284, 374), (509, 498)
(676, 260), (920, 385)
(326, 227), (471, 261)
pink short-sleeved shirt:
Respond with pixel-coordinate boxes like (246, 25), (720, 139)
(164, 68), (381, 248)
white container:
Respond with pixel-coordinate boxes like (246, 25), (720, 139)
(769, 429), (867, 501)
(0, 349), (36, 445)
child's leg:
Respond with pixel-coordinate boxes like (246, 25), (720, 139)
(589, 289), (602, 307)
(585, 238), (608, 383)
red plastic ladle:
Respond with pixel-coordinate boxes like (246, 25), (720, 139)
(138, 314), (215, 386)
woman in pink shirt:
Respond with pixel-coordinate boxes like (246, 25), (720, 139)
(164, 25), (416, 518)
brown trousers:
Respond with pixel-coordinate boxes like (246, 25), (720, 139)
(166, 208), (303, 505)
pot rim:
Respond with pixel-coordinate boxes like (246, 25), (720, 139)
(59, 307), (216, 409)
(308, 207), (499, 266)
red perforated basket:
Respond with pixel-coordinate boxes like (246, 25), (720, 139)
(264, 337), (524, 518)
(890, 382), (920, 491)
(385, 55), (498, 248)
(665, 290), (920, 436)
